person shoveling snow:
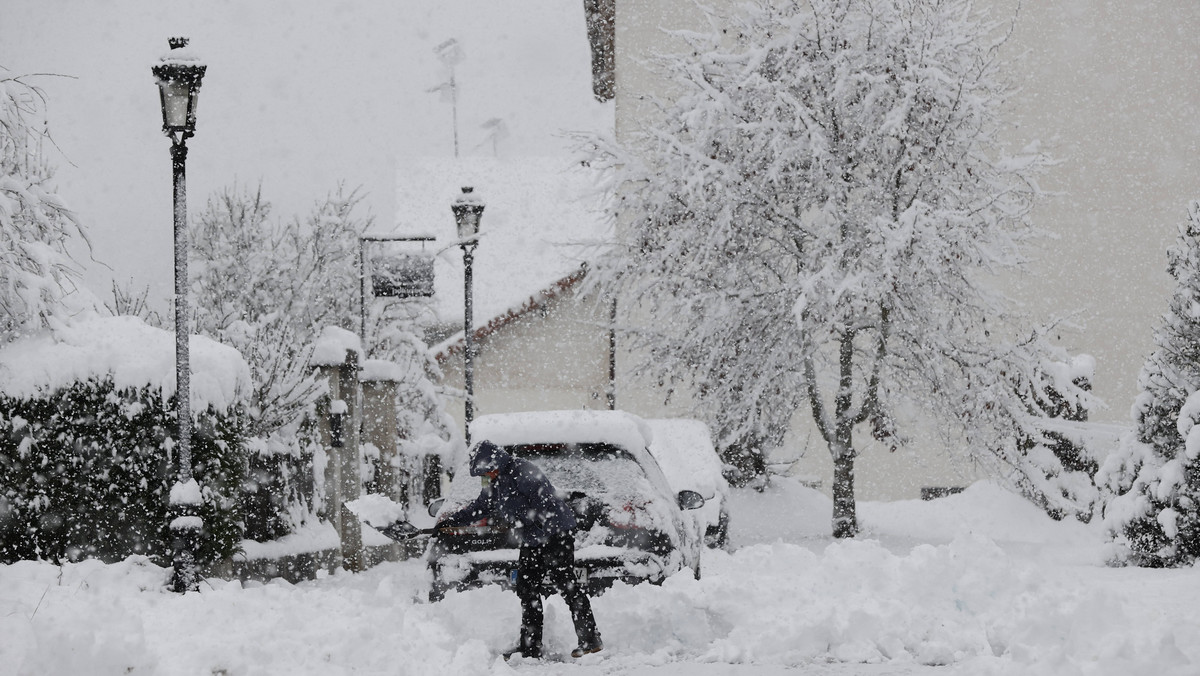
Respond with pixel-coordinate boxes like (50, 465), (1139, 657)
(435, 441), (603, 661)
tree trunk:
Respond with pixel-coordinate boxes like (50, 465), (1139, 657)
(832, 451), (858, 538)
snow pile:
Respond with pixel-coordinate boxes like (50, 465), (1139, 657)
(309, 326), (362, 367)
(345, 494), (408, 529)
(236, 521), (342, 562)
(0, 314), (249, 411)
(3, 478), (1199, 675)
(639, 537), (1106, 666)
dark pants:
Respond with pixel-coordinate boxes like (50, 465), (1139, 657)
(515, 531), (599, 655)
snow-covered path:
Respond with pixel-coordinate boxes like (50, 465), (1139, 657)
(3, 480), (1197, 675)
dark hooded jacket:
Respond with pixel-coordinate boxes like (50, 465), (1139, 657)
(438, 441), (577, 546)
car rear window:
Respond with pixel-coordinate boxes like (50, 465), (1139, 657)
(509, 443), (650, 500)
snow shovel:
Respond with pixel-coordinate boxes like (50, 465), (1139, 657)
(374, 520), (439, 542)
(342, 497), (441, 542)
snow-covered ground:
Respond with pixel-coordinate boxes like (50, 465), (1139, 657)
(3, 478), (1196, 676)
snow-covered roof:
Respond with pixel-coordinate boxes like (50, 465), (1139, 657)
(387, 156), (608, 353)
(0, 314), (250, 411)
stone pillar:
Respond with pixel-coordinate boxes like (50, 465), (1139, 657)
(314, 348), (364, 572)
(360, 365), (402, 505)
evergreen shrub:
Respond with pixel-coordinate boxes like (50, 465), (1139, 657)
(240, 429), (318, 543)
(1102, 201), (1200, 566)
(0, 377), (246, 565)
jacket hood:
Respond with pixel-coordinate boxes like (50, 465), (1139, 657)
(469, 440), (512, 476)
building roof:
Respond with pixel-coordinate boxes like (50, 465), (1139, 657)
(385, 156), (609, 360)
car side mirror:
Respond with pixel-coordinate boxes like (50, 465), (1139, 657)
(427, 497), (446, 518)
(677, 489), (705, 511)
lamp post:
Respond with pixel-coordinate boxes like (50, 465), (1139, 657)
(152, 37), (206, 593)
(451, 187), (484, 445)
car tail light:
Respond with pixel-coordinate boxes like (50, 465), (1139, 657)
(602, 498), (672, 555)
(607, 498), (649, 530)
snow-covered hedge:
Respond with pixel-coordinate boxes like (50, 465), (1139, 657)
(0, 315), (251, 565)
(240, 431), (320, 543)
(0, 377), (246, 564)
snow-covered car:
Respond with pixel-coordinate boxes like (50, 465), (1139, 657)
(425, 410), (705, 602)
(645, 418), (732, 549)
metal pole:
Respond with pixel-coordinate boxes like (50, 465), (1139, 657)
(608, 293), (617, 410)
(169, 135), (197, 592)
(451, 72), (459, 158)
(172, 138), (192, 480)
(462, 242), (477, 445)
(359, 237), (368, 350)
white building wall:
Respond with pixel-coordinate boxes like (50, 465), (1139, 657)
(611, 0), (1199, 498)
(440, 287), (612, 426)
(615, 0), (1200, 425)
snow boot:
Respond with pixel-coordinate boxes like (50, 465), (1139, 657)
(502, 645), (542, 661)
(502, 632), (542, 661)
(570, 640), (603, 659)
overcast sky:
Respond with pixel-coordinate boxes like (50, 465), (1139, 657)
(1, 0), (605, 308)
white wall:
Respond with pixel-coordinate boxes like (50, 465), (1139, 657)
(615, 0), (1200, 425)
(439, 285), (612, 428)
(611, 0), (1200, 497)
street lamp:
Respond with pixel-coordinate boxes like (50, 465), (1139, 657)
(152, 36), (206, 593)
(451, 187), (484, 445)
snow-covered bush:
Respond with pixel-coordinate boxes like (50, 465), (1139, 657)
(1101, 201), (1200, 566)
(0, 378), (245, 565)
(190, 184), (362, 440)
(582, 0), (1072, 536)
(370, 300), (457, 467)
(1014, 356), (1101, 521)
(0, 71), (87, 338)
(239, 431), (319, 543)
(0, 313), (251, 565)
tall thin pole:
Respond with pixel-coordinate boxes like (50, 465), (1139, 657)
(359, 237), (368, 349)
(607, 293), (617, 410)
(169, 135), (198, 592)
(154, 35), (205, 594)
(172, 138), (192, 481)
(462, 242), (477, 445)
(451, 71), (459, 159)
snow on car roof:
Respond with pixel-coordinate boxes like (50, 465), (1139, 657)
(645, 418), (730, 499)
(470, 409), (653, 458)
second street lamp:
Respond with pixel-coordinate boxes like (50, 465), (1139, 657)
(451, 186), (484, 446)
(152, 36), (206, 593)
